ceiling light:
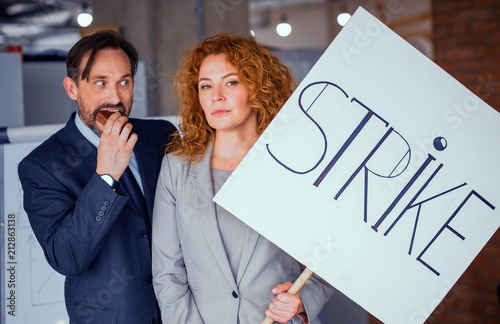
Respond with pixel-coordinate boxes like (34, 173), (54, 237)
(337, 12), (351, 26)
(77, 12), (93, 27)
(337, 5), (351, 27)
(276, 22), (292, 37)
(276, 7), (291, 38)
(77, 5), (93, 28)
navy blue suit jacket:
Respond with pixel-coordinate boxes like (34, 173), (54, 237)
(18, 113), (175, 324)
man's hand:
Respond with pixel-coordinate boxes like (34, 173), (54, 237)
(95, 112), (137, 181)
(265, 282), (305, 323)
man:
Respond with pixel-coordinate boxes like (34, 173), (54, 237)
(18, 31), (175, 323)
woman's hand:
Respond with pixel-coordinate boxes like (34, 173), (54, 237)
(265, 282), (305, 323)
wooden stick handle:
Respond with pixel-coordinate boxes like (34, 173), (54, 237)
(261, 267), (314, 324)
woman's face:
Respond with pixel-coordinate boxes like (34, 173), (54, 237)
(197, 54), (256, 134)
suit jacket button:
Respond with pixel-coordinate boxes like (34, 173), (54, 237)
(139, 230), (147, 238)
(95, 216), (102, 222)
(147, 275), (153, 283)
(98, 210), (105, 216)
(151, 320), (157, 324)
(103, 200), (110, 206)
(232, 291), (238, 298)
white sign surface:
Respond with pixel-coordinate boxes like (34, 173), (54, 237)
(2, 142), (68, 324)
(214, 7), (500, 324)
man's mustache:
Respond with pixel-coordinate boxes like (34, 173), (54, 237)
(98, 103), (126, 110)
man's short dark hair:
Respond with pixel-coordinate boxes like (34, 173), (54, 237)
(66, 30), (138, 84)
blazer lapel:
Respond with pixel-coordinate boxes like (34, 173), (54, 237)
(190, 145), (238, 290)
(236, 226), (260, 285)
(63, 113), (99, 179)
(133, 142), (158, 219)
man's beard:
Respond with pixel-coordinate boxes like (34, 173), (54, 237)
(77, 100), (130, 137)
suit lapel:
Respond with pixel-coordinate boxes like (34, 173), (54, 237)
(190, 145), (238, 290)
(133, 141), (158, 219)
(63, 113), (99, 180)
(236, 226), (260, 285)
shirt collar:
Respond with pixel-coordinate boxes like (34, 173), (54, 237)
(74, 112), (100, 148)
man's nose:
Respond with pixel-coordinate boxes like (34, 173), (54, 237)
(104, 85), (120, 104)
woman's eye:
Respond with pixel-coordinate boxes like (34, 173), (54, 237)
(227, 80), (238, 86)
(199, 84), (211, 90)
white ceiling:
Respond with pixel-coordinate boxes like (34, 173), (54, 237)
(0, 0), (328, 45)
(249, 0), (327, 11)
(0, 0), (89, 48)
(0, 0), (421, 54)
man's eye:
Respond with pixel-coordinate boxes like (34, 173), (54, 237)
(120, 80), (128, 86)
(96, 81), (104, 86)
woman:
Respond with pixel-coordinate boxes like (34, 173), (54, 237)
(152, 34), (333, 324)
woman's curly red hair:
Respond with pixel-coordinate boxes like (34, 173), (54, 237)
(167, 33), (296, 162)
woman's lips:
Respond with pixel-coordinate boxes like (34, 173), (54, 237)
(212, 109), (231, 116)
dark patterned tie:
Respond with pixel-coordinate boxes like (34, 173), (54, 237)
(120, 167), (152, 245)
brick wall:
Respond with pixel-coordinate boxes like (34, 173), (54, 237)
(433, 0), (500, 112)
(431, 0), (500, 323)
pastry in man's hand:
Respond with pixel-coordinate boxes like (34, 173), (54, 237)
(96, 110), (124, 125)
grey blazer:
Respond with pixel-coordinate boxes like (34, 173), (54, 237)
(152, 145), (334, 324)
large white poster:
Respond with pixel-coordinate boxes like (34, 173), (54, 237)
(2, 142), (68, 324)
(214, 7), (499, 324)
